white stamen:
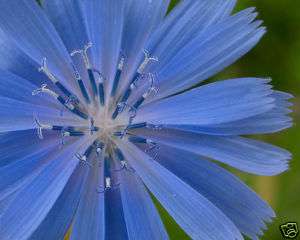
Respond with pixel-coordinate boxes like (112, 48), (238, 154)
(38, 58), (59, 83)
(93, 69), (105, 84)
(62, 131), (71, 137)
(105, 177), (111, 189)
(118, 55), (125, 70)
(71, 42), (93, 69)
(137, 50), (158, 74)
(34, 117), (52, 139)
(32, 84), (59, 99)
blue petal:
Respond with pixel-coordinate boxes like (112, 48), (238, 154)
(0, 137), (90, 240)
(117, 140), (243, 240)
(70, 155), (106, 240)
(150, 144), (275, 239)
(42, 0), (93, 96)
(0, 70), (59, 109)
(42, 0), (88, 54)
(166, 90), (293, 135)
(117, 0), (170, 94)
(118, 169), (168, 239)
(104, 185), (128, 240)
(0, 96), (82, 132)
(30, 164), (89, 240)
(135, 78), (274, 125)
(148, 8), (265, 99)
(84, 0), (125, 98)
(136, 129), (291, 176)
(0, 0), (80, 95)
(0, 141), (58, 202)
(0, 130), (58, 167)
(145, 0), (236, 73)
(0, 30), (54, 87)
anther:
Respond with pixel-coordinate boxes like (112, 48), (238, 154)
(133, 73), (158, 110)
(32, 84), (89, 120)
(113, 148), (135, 173)
(32, 84), (58, 99)
(62, 130), (85, 137)
(75, 153), (92, 167)
(94, 140), (104, 156)
(71, 42), (98, 96)
(39, 58), (74, 98)
(89, 118), (99, 135)
(96, 155), (120, 194)
(70, 42), (93, 69)
(128, 135), (159, 157)
(126, 122), (148, 130)
(138, 50), (158, 74)
(34, 117), (52, 139)
(111, 50), (157, 119)
(111, 53), (125, 97)
(71, 64), (91, 104)
(93, 69), (105, 106)
(38, 58), (59, 83)
(128, 135), (154, 144)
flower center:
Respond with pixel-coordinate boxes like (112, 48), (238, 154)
(32, 43), (160, 193)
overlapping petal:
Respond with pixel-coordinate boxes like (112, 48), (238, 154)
(164, 91), (293, 135)
(145, 144), (275, 239)
(0, 0), (80, 95)
(118, 169), (168, 240)
(144, 8), (265, 100)
(134, 78), (275, 126)
(134, 128), (291, 175)
(70, 155), (106, 240)
(0, 137), (91, 240)
(117, 140), (243, 240)
(30, 164), (89, 240)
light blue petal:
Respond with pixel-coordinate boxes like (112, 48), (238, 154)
(0, 96), (83, 132)
(42, 0), (93, 96)
(0, 70), (59, 109)
(70, 155), (106, 240)
(0, 0), (80, 95)
(118, 169), (169, 240)
(117, 0), (170, 95)
(136, 129), (291, 175)
(0, 137), (91, 240)
(166, 90), (293, 135)
(0, 141), (58, 202)
(0, 130), (58, 167)
(42, 0), (88, 54)
(135, 78), (275, 125)
(29, 164), (89, 240)
(0, 30), (55, 87)
(151, 144), (275, 239)
(105, 185), (128, 240)
(117, 140), (243, 240)
(145, 0), (236, 73)
(148, 8), (265, 100)
(84, 0), (125, 98)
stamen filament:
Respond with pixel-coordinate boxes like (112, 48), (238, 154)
(111, 54), (125, 97)
(39, 58), (77, 99)
(71, 64), (91, 104)
(111, 50), (158, 119)
(93, 69), (105, 106)
(71, 43), (98, 97)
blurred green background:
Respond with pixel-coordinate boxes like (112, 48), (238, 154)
(157, 1), (300, 239)
(59, 0), (299, 239)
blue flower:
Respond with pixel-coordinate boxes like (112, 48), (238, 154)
(0, 0), (293, 240)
